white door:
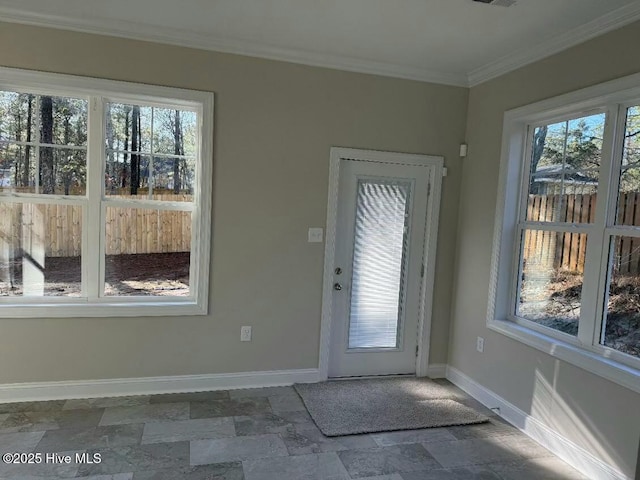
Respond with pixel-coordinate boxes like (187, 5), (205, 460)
(328, 155), (433, 377)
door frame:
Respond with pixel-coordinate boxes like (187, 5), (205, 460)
(318, 147), (444, 380)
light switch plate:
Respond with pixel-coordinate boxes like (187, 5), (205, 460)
(308, 227), (324, 243)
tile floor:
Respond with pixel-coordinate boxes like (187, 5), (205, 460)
(0, 379), (587, 479)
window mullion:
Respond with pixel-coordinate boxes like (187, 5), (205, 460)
(593, 104), (631, 348)
(85, 96), (105, 300)
(578, 104), (621, 346)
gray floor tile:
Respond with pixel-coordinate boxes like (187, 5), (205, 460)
(357, 476), (404, 480)
(234, 410), (317, 436)
(243, 452), (350, 480)
(229, 386), (297, 398)
(99, 403), (189, 426)
(400, 465), (502, 479)
(0, 385), (585, 480)
(498, 434), (554, 459)
(0, 400), (66, 415)
(234, 413), (297, 436)
(268, 394), (306, 413)
(36, 424), (144, 452)
(371, 428), (456, 447)
(281, 424), (377, 455)
(424, 438), (522, 468)
(0, 449), (82, 479)
(337, 444), (440, 478)
(191, 433), (288, 465)
(486, 457), (587, 479)
(0, 409), (104, 433)
(141, 417), (235, 444)
(0, 430), (45, 453)
(276, 410), (316, 426)
(73, 475), (134, 480)
(190, 397), (271, 419)
(148, 390), (230, 404)
(132, 462), (244, 480)
(76, 442), (190, 476)
(64, 397), (150, 411)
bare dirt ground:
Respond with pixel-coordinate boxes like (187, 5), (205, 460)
(0, 252), (190, 297)
(519, 270), (640, 358)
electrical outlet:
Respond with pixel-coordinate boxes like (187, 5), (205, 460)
(476, 336), (484, 353)
(240, 326), (252, 342)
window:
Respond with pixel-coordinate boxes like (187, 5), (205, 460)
(490, 74), (640, 393)
(0, 68), (213, 317)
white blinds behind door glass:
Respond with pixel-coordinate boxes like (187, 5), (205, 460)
(348, 180), (411, 349)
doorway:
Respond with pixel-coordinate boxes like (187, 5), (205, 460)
(320, 148), (444, 378)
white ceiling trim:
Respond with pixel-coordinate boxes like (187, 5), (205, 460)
(0, 6), (468, 87)
(468, 2), (640, 87)
(1, 4), (640, 88)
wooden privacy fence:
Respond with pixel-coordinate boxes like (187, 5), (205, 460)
(0, 195), (192, 257)
(524, 193), (640, 275)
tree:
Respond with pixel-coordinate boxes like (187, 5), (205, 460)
(530, 126), (547, 194)
(130, 105), (141, 195)
(39, 96), (54, 194)
(173, 110), (183, 194)
(23, 95), (33, 188)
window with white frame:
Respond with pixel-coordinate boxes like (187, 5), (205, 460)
(490, 74), (640, 391)
(0, 68), (213, 317)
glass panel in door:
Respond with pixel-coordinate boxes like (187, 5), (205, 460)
(348, 180), (412, 349)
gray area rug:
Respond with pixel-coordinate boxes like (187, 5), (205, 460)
(294, 377), (489, 437)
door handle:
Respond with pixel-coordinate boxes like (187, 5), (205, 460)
(333, 283), (343, 291)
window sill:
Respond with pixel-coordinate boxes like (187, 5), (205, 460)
(0, 301), (207, 318)
(488, 318), (640, 395)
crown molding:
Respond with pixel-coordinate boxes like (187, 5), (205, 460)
(1, 3), (639, 89)
(0, 7), (468, 87)
(468, 2), (640, 87)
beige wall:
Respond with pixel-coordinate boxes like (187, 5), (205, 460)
(0, 23), (468, 382)
(451, 21), (640, 477)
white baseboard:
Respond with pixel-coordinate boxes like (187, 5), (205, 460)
(446, 366), (631, 480)
(426, 363), (447, 378)
(0, 368), (320, 403)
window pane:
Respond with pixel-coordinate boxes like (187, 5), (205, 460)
(39, 147), (87, 195)
(104, 207), (191, 296)
(0, 143), (36, 193)
(516, 229), (585, 336)
(152, 157), (195, 198)
(0, 92), (38, 143)
(151, 108), (197, 156)
(0, 202), (82, 297)
(348, 180), (411, 349)
(527, 113), (604, 223)
(0, 93), (87, 147)
(616, 106), (640, 226)
(601, 236), (640, 358)
(104, 154), (150, 197)
(48, 96), (88, 147)
(106, 103), (152, 154)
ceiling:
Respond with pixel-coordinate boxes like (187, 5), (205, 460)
(1, 0), (639, 86)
